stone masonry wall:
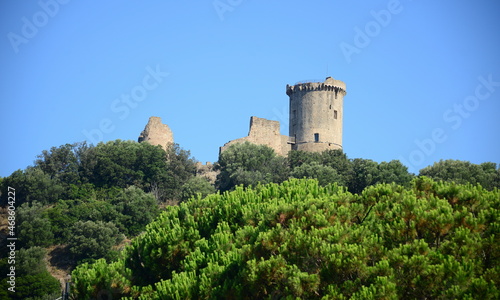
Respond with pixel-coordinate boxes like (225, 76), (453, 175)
(138, 116), (174, 151)
(287, 77), (346, 152)
(219, 116), (291, 156)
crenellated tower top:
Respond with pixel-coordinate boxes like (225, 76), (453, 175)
(286, 77), (346, 96)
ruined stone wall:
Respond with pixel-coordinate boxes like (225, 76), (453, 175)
(138, 116), (174, 151)
(220, 116), (291, 156)
(195, 161), (219, 184)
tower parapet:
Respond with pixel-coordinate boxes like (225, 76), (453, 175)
(287, 77), (347, 152)
(286, 77), (346, 96)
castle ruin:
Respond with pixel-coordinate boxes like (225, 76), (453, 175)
(139, 76), (347, 158)
(221, 76), (347, 154)
(219, 116), (290, 156)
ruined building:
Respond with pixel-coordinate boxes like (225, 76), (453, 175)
(138, 116), (174, 151)
(218, 116), (290, 156)
(221, 76), (347, 154)
(139, 76), (347, 158)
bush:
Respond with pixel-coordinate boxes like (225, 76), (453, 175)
(16, 247), (47, 276)
(181, 176), (216, 202)
(17, 201), (54, 248)
(0, 247), (60, 300)
(67, 220), (123, 262)
(111, 186), (160, 236)
(0, 168), (64, 206)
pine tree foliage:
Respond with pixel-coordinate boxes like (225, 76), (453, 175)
(72, 178), (499, 299)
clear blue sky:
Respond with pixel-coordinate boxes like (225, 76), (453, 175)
(1, 0), (499, 177)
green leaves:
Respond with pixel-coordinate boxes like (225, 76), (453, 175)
(111, 186), (160, 236)
(72, 178), (500, 298)
(420, 159), (500, 190)
(181, 174), (216, 202)
(0, 247), (60, 300)
(216, 142), (289, 191)
(67, 220), (123, 262)
(16, 201), (54, 248)
(291, 161), (344, 186)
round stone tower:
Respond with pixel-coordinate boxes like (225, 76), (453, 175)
(286, 76), (347, 152)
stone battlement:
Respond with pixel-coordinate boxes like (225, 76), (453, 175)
(286, 77), (346, 96)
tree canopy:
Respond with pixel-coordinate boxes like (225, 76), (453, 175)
(419, 159), (500, 190)
(2, 138), (499, 299)
(0, 247), (60, 300)
(72, 178), (499, 299)
(216, 142), (289, 191)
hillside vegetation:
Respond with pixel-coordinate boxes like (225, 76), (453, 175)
(0, 140), (208, 299)
(72, 177), (499, 299)
(0, 140), (499, 299)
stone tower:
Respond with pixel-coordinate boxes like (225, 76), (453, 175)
(138, 116), (174, 151)
(287, 76), (347, 152)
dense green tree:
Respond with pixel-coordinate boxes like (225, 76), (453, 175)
(349, 159), (414, 194)
(34, 143), (81, 184)
(46, 200), (78, 243)
(47, 198), (121, 243)
(78, 140), (197, 201)
(288, 150), (322, 168)
(162, 143), (198, 200)
(47, 186), (158, 240)
(180, 176), (216, 202)
(0, 247), (61, 300)
(83, 140), (166, 189)
(0, 167), (64, 205)
(111, 186), (160, 236)
(67, 220), (123, 262)
(16, 247), (47, 276)
(17, 201), (54, 248)
(32, 142), (94, 199)
(289, 149), (353, 187)
(8, 272), (61, 300)
(419, 159), (500, 190)
(320, 149), (354, 181)
(376, 160), (414, 186)
(72, 178), (499, 299)
(48, 197), (121, 241)
(348, 158), (379, 194)
(291, 161), (345, 186)
(216, 142), (289, 191)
